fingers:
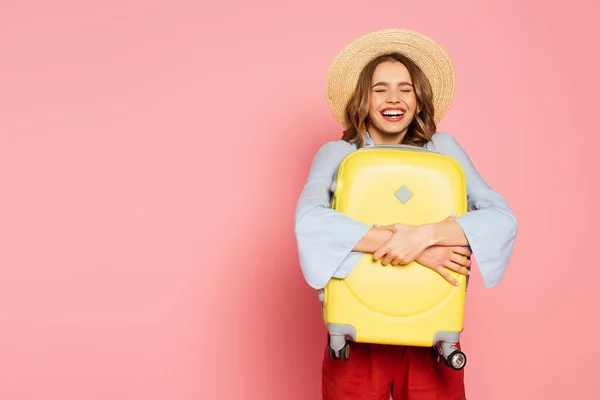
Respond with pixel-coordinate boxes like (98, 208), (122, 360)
(443, 260), (470, 276)
(373, 246), (386, 261)
(391, 257), (403, 266)
(373, 246), (394, 266)
(390, 254), (417, 266)
(442, 212), (457, 222)
(451, 246), (472, 257)
(435, 266), (460, 287)
(374, 248), (408, 266)
(450, 253), (472, 268)
(381, 252), (396, 266)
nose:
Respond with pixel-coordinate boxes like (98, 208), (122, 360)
(386, 91), (401, 103)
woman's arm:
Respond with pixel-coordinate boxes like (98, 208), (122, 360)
(294, 140), (373, 289)
(372, 215), (468, 266)
(353, 227), (394, 252)
(431, 133), (518, 288)
(371, 133), (518, 287)
(295, 134), (517, 290)
(427, 217), (469, 247)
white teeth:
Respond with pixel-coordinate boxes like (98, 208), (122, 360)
(382, 110), (404, 117)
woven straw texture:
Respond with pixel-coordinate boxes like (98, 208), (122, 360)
(325, 29), (455, 129)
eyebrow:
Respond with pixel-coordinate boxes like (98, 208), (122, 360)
(371, 81), (414, 88)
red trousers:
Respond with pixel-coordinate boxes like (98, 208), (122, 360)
(322, 341), (466, 400)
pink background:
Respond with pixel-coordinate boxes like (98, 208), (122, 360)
(1, 0), (598, 399)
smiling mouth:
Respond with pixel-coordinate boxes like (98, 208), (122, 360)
(381, 109), (405, 121)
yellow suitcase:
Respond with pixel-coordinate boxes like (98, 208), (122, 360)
(320, 144), (469, 370)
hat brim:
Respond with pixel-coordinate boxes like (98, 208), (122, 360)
(325, 29), (456, 129)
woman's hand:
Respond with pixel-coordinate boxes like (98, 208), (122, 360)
(415, 245), (472, 286)
(373, 223), (435, 266)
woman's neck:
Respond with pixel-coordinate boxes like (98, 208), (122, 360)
(366, 127), (408, 145)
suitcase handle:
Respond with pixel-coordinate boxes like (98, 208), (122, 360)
(363, 144), (437, 153)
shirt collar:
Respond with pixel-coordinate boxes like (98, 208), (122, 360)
(361, 131), (436, 152)
(364, 131), (374, 146)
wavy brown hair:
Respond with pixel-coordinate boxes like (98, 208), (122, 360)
(341, 53), (437, 148)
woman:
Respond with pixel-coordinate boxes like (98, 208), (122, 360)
(294, 29), (518, 399)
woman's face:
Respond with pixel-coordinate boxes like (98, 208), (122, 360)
(367, 60), (418, 143)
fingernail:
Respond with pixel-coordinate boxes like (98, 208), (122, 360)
(454, 282), (460, 287)
(451, 211), (457, 218)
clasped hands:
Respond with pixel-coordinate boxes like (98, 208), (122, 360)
(372, 215), (471, 287)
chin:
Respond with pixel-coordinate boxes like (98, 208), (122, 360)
(381, 125), (409, 135)
(388, 128), (408, 135)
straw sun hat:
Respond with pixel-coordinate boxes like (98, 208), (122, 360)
(325, 29), (456, 129)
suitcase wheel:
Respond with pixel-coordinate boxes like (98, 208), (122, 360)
(327, 346), (336, 360)
(446, 350), (467, 370)
(328, 339), (351, 361)
(434, 343), (467, 371)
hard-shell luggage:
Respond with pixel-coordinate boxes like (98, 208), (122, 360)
(320, 144), (469, 370)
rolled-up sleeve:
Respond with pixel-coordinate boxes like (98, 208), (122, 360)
(435, 133), (518, 288)
(294, 141), (372, 289)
